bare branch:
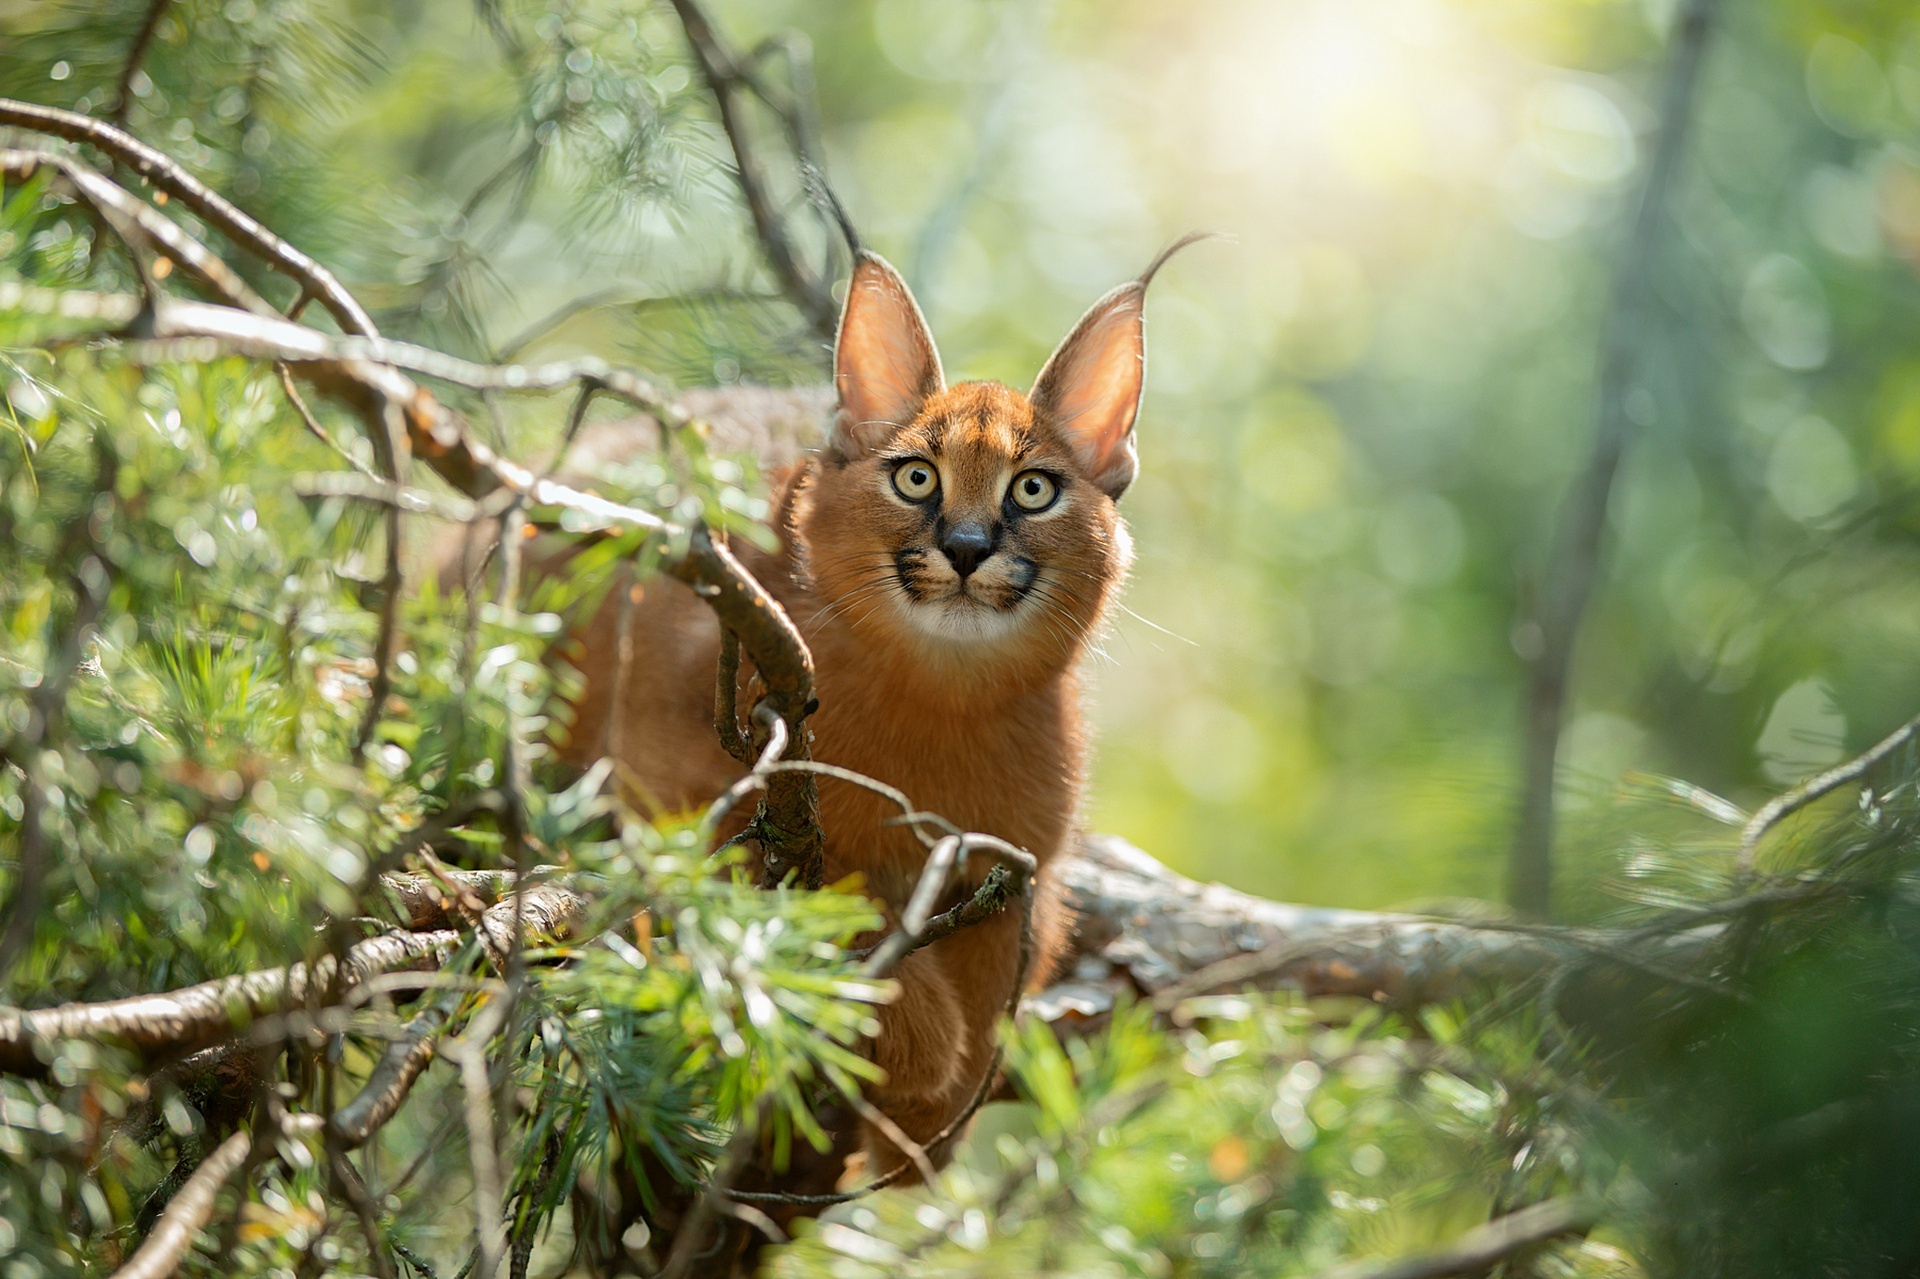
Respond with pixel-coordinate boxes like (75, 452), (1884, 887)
(847, 1094), (936, 1189)
(108, 0), (175, 126)
(378, 866), (531, 930)
(353, 398), (409, 763)
(0, 97), (379, 336)
(864, 835), (1035, 980)
(1035, 835), (1566, 1026)
(1508, 0), (1723, 918)
(329, 989), (460, 1149)
(671, 527), (823, 889)
(445, 996), (512, 1279)
(293, 472), (482, 523)
(329, 1146), (397, 1279)
(1315, 1196), (1601, 1279)
(278, 365), (376, 476)
(1736, 708), (1920, 873)
(0, 929), (458, 1078)
(110, 1129), (252, 1279)
(0, 149), (272, 315)
(666, 0), (839, 338)
(0, 852), (565, 1083)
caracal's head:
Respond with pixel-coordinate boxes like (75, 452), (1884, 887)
(799, 243), (1191, 683)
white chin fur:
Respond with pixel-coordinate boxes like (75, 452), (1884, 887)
(897, 593), (1028, 645)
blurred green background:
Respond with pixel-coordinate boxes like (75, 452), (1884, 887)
(8, 0), (1920, 915)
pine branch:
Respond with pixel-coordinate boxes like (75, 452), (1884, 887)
(1736, 709), (1920, 873)
(0, 931), (457, 1078)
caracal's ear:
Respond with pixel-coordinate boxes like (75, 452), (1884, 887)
(1030, 233), (1211, 500)
(831, 250), (943, 460)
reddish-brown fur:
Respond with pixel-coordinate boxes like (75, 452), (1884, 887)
(558, 249), (1169, 1177)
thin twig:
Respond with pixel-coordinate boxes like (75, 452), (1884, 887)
(330, 1147), (398, 1279)
(444, 996), (511, 1279)
(293, 472), (482, 523)
(727, 828), (1037, 1209)
(278, 364), (376, 476)
(108, 0), (175, 125)
(0, 149), (272, 316)
(1736, 708), (1920, 873)
(330, 989), (462, 1149)
(666, 0), (838, 338)
(353, 398), (409, 764)
(1508, 0), (1723, 918)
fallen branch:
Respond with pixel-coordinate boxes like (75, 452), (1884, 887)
(1039, 835), (1555, 1025)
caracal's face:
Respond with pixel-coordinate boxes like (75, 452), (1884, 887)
(802, 381), (1129, 666)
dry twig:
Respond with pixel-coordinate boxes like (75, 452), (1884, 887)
(1736, 708), (1920, 873)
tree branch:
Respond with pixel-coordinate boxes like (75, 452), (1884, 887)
(0, 930), (457, 1078)
(0, 128), (831, 891)
(0, 97), (379, 337)
(1507, 0), (1724, 917)
(670, 529), (823, 888)
(1316, 1196), (1601, 1279)
(108, 0), (175, 126)
(0, 880), (580, 1079)
(110, 1128), (252, 1279)
(666, 0), (839, 339)
(0, 149), (272, 316)
(1736, 708), (1920, 873)
(329, 990), (457, 1149)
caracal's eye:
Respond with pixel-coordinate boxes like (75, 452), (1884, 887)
(892, 459), (939, 502)
(1009, 470), (1059, 512)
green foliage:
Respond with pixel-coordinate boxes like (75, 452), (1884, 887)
(773, 999), (1614, 1278)
(7, 1), (1920, 1277)
(0, 113), (860, 1270)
